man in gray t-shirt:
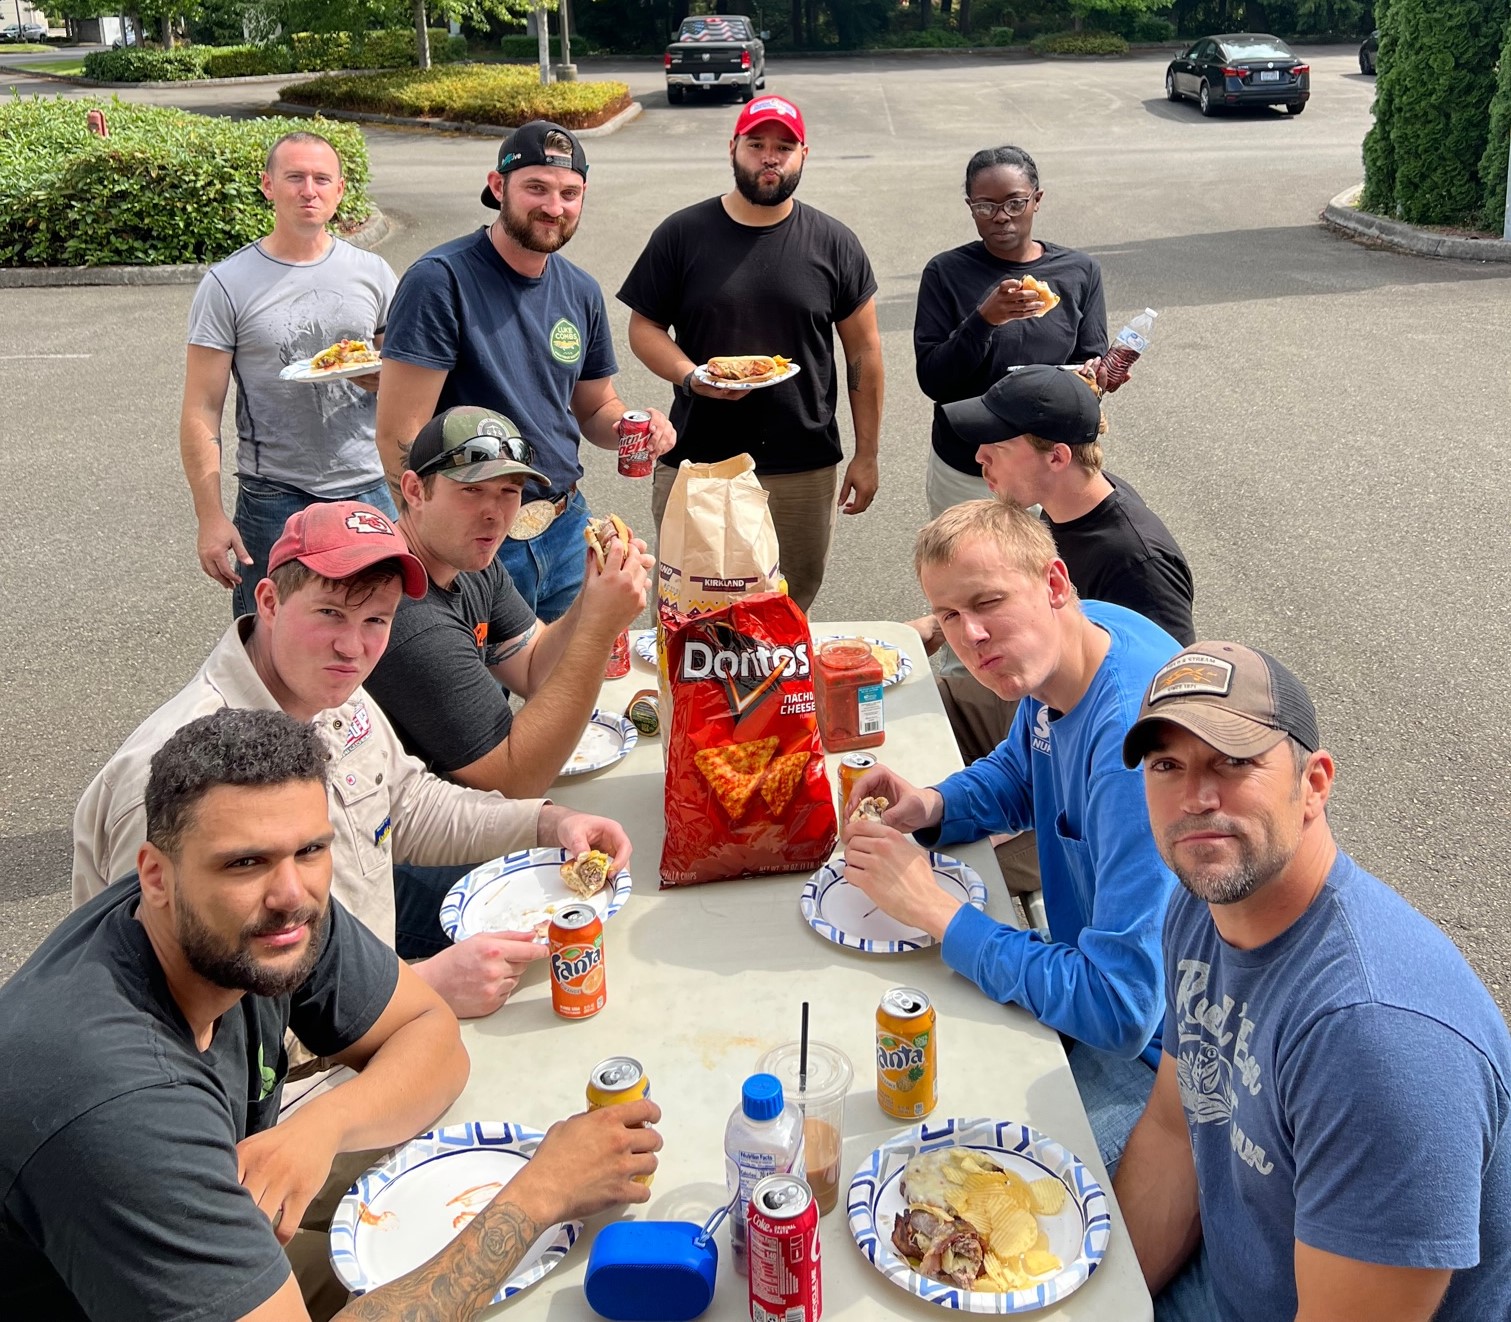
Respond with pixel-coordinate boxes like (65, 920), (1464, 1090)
(180, 131), (399, 617)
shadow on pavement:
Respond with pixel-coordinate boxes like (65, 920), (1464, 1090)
(0, 826), (74, 902)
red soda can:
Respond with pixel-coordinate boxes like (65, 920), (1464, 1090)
(548, 905), (605, 1019)
(617, 411), (655, 478)
(748, 1174), (821, 1322)
(604, 629), (631, 679)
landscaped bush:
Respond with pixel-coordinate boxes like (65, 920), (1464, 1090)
(0, 98), (372, 266)
(1478, 14), (1511, 229)
(203, 44), (296, 77)
(868, 25), (973, 47)
(1132, 15), (1176, 42)
(82, 46), (208, 81)
(281, 64), (630, 128)
(1030, 30), (1128, 55)
(986, 26), (1016, 45)
(79, 29), (466, 83)
(497, 33), (596, 59)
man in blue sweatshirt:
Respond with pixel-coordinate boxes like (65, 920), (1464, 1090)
(845, 497), (1180, 1171)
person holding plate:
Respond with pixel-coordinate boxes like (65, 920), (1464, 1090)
(1116, 644), (1511, 1322)
(180, 132), (399, 619)
(6, 709), (661, 1322)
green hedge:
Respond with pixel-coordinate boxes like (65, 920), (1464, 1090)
(203, 44), (296, 77)
(82, 46), (208, 80)
(282, 64), (630, 128)
(78, 29), (465, 83)
(497, 33), (598, 59)
(1031, 30), (1128, 55)
(1476, 13), (1510, 228)
(0, 99), (373, 267)
(868, 26), (974, 47)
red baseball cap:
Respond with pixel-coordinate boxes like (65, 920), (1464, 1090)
(267, 502), (428, 599)
(733, 95), (806, 143)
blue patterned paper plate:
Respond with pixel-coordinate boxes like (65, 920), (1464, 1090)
(330, 1121), (580, 1304)
(633, 630), (657, 667)
(559, 709), (638, 778)
(848, 1117), (1111, 1313)
(439, 847), (632, 943)
(800, 853), (986, 953)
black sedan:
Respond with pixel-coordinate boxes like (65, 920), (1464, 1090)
(1359, 29), (1378, 74)
(1166, 33), (1310, 116)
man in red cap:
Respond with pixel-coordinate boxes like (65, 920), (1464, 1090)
(618, 94), (884, 611)
(74, 500), (629, 1026)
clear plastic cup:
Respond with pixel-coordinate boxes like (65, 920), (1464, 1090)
(757, 1041), (853, 1215)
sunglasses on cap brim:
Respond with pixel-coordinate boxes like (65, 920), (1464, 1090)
(414, 433), (535, 478)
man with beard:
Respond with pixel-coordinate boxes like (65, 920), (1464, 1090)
(1, 709), (664, 1320)
(841, 499), (1180, 1172)
(181, 132), (399, 619)
(617, 95), (883, 611)
(1114, 645), (1511, 1322)
(375, 121), (672, 621)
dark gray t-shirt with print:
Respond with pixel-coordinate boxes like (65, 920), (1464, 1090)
(0, 879), (399, 1321)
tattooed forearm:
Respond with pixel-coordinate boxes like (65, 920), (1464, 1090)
(846, 359), (862, 394)
(338, 1199), (543, 1321)
(487, 623), (536, 668)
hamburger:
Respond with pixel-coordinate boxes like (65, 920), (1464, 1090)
(583, 513), (631, 570)
(1019, 275), (1061, 317)
(560, 849), (613, 898)
(703, 354), (792, 385)
(849, 795), (889, 824)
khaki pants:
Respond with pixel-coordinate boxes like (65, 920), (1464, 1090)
(652, 461), (839, 614)
(936, 671), (1042, 899)
(284, 1147), (392, 1321)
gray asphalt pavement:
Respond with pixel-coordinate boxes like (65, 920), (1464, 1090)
(3, 51), (1508, 1005)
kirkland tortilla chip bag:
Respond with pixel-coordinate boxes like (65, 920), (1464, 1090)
(661, 593), (837, 885)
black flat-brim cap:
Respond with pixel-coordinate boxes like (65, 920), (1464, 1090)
(943, 364), (1102, 448)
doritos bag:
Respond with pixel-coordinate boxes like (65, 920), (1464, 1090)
(661, 593), (837, 886)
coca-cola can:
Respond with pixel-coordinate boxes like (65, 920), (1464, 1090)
(748, 1174), (821, 1322)
(617, 411), (654, 478)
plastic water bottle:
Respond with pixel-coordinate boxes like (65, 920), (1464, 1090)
(725, 1073), (806, 1274)
(1101, 307), (1158, 392)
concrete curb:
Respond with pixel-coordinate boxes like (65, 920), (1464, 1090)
(270, 95), (643, 138)
(1322, 184), (1511, 264)
(0, 208), (391, 288)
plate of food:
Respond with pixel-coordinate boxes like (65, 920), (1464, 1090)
(801, 846), (986, 954)
(813, 636), (911, 688)
(692, 355), (802, 391)
(559, 709), (637, 778)
(329, 1121), (579, 1304)
(848, 1118), (1111, 1313)
(439, 846), (631, 942)
(279, 339), (383, 382)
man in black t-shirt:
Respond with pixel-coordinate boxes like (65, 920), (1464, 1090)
(617, 94), (883, 611)
(0, 709), (661, 1321)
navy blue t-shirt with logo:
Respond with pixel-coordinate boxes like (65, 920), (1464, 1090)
(382, 228), (618, 497)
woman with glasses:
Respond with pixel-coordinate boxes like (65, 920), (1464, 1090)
(914, 145), (1109, 516)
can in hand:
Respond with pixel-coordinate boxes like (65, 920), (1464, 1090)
(748, 1175), (822, 1322)
(587, 1056), (654, 1185)
(617, 411), (655, 478)
(876, 986), (937, 1119)
(549, 905), (605, 1019)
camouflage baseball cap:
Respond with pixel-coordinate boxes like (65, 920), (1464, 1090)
(405, 406), (548, 485)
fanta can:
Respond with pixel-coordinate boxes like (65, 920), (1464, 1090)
(876, 986), (937, 1119)
(549, 905), (606, 1019)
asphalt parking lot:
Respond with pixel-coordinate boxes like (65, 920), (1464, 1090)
(3, 50), (1509, 1005)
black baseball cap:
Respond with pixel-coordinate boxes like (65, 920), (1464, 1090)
(481, 120), (589, 208)
(943, 365), (1102, 448)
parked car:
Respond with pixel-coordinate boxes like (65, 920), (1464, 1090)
(1, 21), (49, 40)
(664, 14), (765, 105)
(1359, 29), (1378, 74)
(1166, 33), (1310, 116)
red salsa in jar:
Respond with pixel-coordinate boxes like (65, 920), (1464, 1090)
(814, 639), (885, 752)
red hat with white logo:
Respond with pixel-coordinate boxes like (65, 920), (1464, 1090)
(268, 502), (428, 599)
(733, 95), (806, 143)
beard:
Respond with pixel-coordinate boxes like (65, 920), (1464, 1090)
(176, 888), (328, 998)
(1161, 814), (1294, 906)
(732, 158), (803, 208)
(498, 193), (578, 253)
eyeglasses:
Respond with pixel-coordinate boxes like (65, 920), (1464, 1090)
(966, 195), (1036, 220)
(414, 433), (534, 477)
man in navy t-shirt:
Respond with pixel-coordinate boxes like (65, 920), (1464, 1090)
(376, 121), (673, 621)
(1116, 643), (1511, 1322)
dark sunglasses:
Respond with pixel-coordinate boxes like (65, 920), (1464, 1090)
(413, 433), (534, 477)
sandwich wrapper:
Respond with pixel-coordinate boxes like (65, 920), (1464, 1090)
(584, 1201), (732, 1320)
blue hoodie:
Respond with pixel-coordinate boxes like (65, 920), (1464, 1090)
(921, 601), (1179, 1066)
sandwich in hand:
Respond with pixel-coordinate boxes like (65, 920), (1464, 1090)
(1019, 276), (1061, 317)
(309, 339), (381, 371)
(703, 354), (792, 384)
(849, 795), (890, 823)
(560, 849), (613, 898)
(583, 514), (631, 570)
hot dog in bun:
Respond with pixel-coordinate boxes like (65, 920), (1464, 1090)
(703, 354), (791, 384)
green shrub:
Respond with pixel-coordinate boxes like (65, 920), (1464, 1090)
(986, 26), (1015, 45)
(288, 30), (356, 70)
(81, 46), (209, 81)
(1476, 13), (1511, 228)
(282, 64), (630, 128)
(0, 99), (373, 266)
(499, 33), (544, 58)
(1362, 0), (1511, 225)
(203, 45), (296, 77)
(1133, 15), (1176, 43)
(868, 25), (973, 48)
(1031, 30), (1128, 55)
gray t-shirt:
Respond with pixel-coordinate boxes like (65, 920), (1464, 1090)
(187, 238), (397, 496)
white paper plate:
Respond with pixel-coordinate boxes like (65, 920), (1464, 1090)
(439, 846), (631, 943)
(848, 1118), (1111, 1313)
(813, 636), (912, 688)
(558, 709), (637, 777)
(801, 853), (985, 953)
(633, 631), (657, 667)
(278, 355), (382, 382)
(330, 1121), (579, 1304)
(692, 361), (802, 391)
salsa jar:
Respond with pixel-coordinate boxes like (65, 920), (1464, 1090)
(813, 639), (884, 753)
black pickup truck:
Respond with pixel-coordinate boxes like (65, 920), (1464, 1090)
(664, 15), (766, 104)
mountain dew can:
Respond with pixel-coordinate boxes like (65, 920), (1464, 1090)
(876, 987), (936, 1120)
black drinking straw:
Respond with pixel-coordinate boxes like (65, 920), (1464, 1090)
(799, 1001), (810, 1097)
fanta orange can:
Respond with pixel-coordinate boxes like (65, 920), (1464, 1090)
(549, 905), (605, 1019)
(876, 986), (937, 1119)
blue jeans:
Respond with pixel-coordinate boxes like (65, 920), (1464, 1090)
(392, 862), (470, 960)
(495, 490), (591, 623)
(1154, 1245), (1217, 1322)
(1066, 1042), (1156, 1176)
(231, 475), (398, 619)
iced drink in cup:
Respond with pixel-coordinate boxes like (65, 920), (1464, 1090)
(758, 1040), (853, 1215)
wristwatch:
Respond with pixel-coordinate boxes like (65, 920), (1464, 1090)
(678, 369), (697, 399)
